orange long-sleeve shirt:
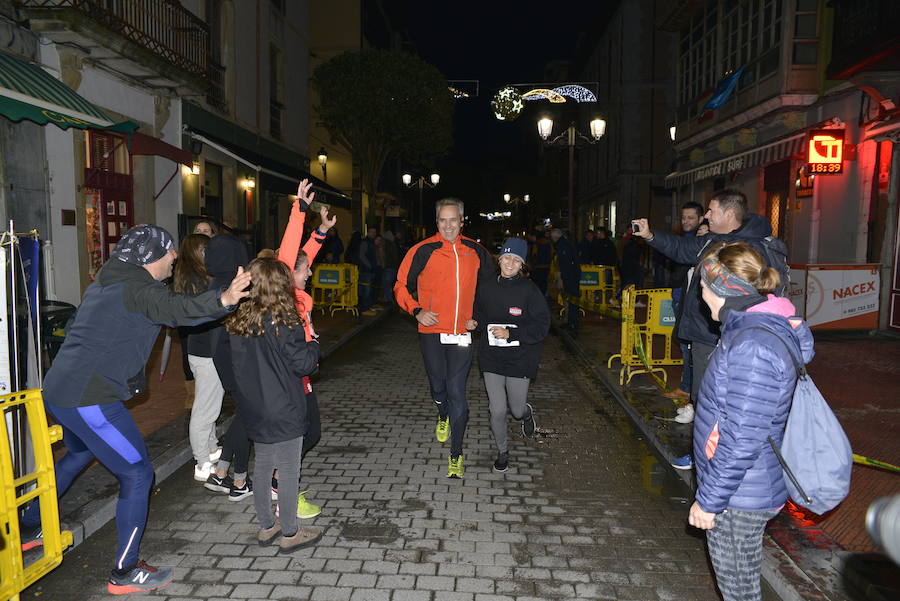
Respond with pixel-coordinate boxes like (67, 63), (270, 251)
(277, 201), (326, 342)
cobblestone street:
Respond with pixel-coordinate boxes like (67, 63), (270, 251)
(24, 313), (725, 601)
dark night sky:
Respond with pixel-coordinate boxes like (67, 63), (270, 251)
(387, 1), (617, 227)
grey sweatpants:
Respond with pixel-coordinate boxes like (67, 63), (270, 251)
(706, 507), (780, 601)
(483, 372), (530, 454)
(188, 355), (224, 465)
(253, 436), (303, 537)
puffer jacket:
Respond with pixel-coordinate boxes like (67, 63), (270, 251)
(693, 296), (814, 514)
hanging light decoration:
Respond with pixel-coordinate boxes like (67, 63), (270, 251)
(491, 86), (524, 121)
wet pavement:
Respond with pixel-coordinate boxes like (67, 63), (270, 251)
(556, 309), (900, 601)
(24, 312), (740, 601)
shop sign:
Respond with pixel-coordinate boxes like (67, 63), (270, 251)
(807, 129), (844, 174)
(692, 156), (746, 183)
(805, 266), (878, 327)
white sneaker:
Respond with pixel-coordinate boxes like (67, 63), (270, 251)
(674, 404), (694, 424)
(209, 447), (222, 463)
(194, 461), (213, 481)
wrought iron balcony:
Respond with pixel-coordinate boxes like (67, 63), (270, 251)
(19, 0), (210, 79)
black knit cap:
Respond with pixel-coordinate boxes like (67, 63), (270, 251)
(110, 224), (175, 266)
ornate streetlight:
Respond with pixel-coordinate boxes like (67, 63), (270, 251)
(537, 116), (606, 232)
(402, 172), (440, 233)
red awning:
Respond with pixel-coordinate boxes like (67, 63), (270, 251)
(129, 131), (192, 166)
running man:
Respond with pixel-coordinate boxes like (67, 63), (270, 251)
(394, 199), (494, 478)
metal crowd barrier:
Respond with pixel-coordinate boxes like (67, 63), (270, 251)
(556, 265), (622, 319)
(0, 389), (72, 600)
(607, 285), (682, 385)
(311, 263), (358, 316)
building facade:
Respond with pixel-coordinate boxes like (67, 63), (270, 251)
(661, 0), (900, 330)
(564, 0), (679, 237)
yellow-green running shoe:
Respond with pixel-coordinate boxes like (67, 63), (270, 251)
(277, 490), (322, 519)
(296, 490), (322, 519)
(435, 416), (450, 443)
(447, 455), (464, 479)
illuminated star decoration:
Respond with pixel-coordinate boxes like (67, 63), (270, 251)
(491, 86), (524, 121)
(521, 84), (597, 103)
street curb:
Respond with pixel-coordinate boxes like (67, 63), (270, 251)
(551, 321), (826, 601)
(57, 306), (394, 554)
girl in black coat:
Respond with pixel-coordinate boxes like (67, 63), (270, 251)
(468, 238), (550, 472)
(225, 258), (322, 553)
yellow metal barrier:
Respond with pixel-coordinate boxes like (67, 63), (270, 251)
(311, 263), (358, 316)
(607, 285), (683, 385)
(0, 389), (72, 600)
(556, 265), (622, 319)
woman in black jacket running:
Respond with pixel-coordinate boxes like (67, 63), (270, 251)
(468, 238), (550, 472)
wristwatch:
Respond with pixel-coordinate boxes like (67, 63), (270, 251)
(412, 307), (422, 317)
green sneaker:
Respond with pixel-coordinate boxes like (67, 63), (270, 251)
(435, 416), (450, 443)
(447, 455), (464, 479)
(296, 490), (322, 519)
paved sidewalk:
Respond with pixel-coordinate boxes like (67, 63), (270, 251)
(555, 308), (900, 601)
(26, 313), (729, 601)
(42, 305), (392, 555)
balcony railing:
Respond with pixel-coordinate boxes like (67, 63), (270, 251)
(20, 0), (209, 77)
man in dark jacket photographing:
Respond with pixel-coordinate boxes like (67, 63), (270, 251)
(632, 189), (780, 403)
(20, 224), (251, 595)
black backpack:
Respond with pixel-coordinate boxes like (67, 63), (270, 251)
(758, 236), (790, 297)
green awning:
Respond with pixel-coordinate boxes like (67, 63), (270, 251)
(0, 49), (137, 132)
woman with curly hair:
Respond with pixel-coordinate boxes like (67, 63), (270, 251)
(226, 258), (322, 553)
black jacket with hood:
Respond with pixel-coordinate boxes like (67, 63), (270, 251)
(229, 320), (320, 443)
(648, 213), (774, 346)
(44, 259), (230, 408)
(473, 274), (550, 380)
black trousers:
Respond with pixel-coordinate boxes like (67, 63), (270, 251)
(418, 333), (473, 457)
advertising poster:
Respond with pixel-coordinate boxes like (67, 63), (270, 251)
(788, 268), (807, 318)
(805, 266), (879, 328)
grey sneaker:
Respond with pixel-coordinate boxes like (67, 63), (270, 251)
(107, 561), (173, 595)
(258, 521), (281, 546)
(278, 527), (323, 553)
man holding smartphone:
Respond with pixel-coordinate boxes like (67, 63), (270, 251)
(631, 190), (777, 406)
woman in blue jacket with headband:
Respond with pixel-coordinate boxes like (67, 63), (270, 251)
(689, 241), (814, 601)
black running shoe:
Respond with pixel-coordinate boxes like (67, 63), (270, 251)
(204, 473), (233, 493)
(493, 452), (509, 473)
(228, 478), (253, 502)
(522, 403), (536, 438)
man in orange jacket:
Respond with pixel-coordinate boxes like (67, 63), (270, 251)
(394, 198), (494, 478)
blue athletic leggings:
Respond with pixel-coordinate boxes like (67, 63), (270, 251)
(22, 401), (154, 571)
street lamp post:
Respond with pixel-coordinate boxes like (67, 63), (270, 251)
(537, 116), (606, 233)
(317, 147), (328, 180)
(402, 172), (440, 236)
(503, 193), (530, 233)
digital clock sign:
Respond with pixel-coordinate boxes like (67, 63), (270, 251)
(807, 129), (844, 174)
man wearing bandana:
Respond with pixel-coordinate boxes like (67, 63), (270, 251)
(19, 225), (251, 594)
